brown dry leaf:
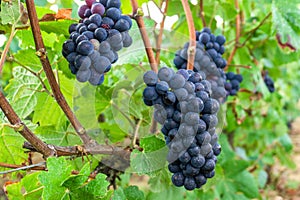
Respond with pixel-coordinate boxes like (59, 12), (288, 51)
(40, 9), (72, 21)
(56, 9), (72, 20)
(40, 14), (56, 22)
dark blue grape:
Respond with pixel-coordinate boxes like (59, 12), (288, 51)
(83, 18), (92, 26)
(66, 52), (77, 63)
(168, 163), (181, 173)
(63, 39), (76, 54)
(84, 9), (92, 18)
(121, 15), (132, 29)
(201, 159), (215, 171)
(179, 152), (191, 164)
(143, 86), (158, 101)
(226, 72), (235, 80)
(163, 91), (176, 105)
(184, 177), (197, 191)
(234, 74), (243, 83)
(191, 154), (205, 168)
(106, 8), (121, 21)
(88, 23), (98, 31)
(107, 0), (121, 8)
(76, 40), (94, 55)
(68, 23), (77, 34)
(82, 31), (94, 40)
(155, 81), (169, 94)
(102, 17), (114, 28)
(75, 35), (88, 44)
(94, 28), (107, 42)
(188, 146), (200, 156)
(172, 172), (184, 187)
(199, 32), (210, 44)
(213, 143), (221, 156)
(216, 35), (226, 45)
(114, 18), (130, 32)
(89, 14), (102, 26)
(194, 174), (207, 187)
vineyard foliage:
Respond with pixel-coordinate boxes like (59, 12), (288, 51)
(0, 0), (300, 199)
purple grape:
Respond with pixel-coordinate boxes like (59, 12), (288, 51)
(91, 3), (105, 16)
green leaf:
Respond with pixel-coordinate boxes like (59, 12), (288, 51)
(130, 147), (168, 175)
(112, 187), (126, 200)
(123, 186), (145, 200)
(272, 0), (300, 48)
(39, 157), (110, 200)
(40, 20), (76, 36)
(6, 172), (43, 200)
(232, 171), (259, 198)
(5, 66), (42, 119)
(0, 0), (20, 25)
(39, 157), (73, 200)
(0, 126), (27, 167)
(148, 168), (171, 192)
(140, 135), (165, 153)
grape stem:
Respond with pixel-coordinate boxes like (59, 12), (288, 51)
(181, 0), (196, 70)
(226, 0), (241, 69)
(130, 0), (158, 73)
(25, 0), (94, 146)
(155, 0), (169, 64)
(199, 0), (207, 27)
(0, 161), (99, 179)
(0, 24), (16, 74)
(0, 92), (55, 157)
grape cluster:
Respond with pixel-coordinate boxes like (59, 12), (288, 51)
(173, 42), (227, 102)
(224, 72), (243, 96)
(174, 28), (226, 71)
(143, 67), (221, 190)
(62, 0), (132, 85)
(263, 71), (275, 93)
(174, 27), (244, 99)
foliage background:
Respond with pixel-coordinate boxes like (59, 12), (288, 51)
(0, 0), (300, 199)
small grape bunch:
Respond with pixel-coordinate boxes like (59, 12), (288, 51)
(263, 71), (275, 93)
(224, 72), (243, 96)
(142, 67), (221, 190)
(62, 0), (133, 85)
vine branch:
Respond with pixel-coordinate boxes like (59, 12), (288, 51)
(25, 0), (93, 146)
(0, 25), (16, 73)
(181, 0), (196, 70)
(199, 0), (206, 27)
(23, 142), (131, 160)
(0, 92), (55, 157)
(226, 0), (241, 68)
(130, 0), (158, 73)
(155, 0), (169, 64)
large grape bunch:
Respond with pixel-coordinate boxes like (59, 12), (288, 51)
(62, 0), (133, 85)
(143, 67), (221, 190)
(174, 27), (243, 98)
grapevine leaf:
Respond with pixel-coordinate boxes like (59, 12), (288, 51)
(0, 126), (27, 167)
(6, 172), (43, 200)
(140, 135), (165, 153)
(0, 0), (20, 25)
(130, 147), (167, 175)
(272, 0), (300, 48)
(123, 186), (145, 200)
(5, 66), (42, 119)
(231, 171), (259, 198)
(39, 157), (73, 199)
